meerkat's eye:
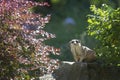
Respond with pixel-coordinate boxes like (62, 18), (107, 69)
(71, 41), (74, 43)
(76, 40), (79, 43)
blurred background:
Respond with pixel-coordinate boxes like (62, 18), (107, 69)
(34, 0), (120, 61)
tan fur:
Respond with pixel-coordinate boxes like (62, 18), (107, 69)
(69, 39), (96, 62)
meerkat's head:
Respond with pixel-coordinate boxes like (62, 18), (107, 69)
(69, 39), (82, 46)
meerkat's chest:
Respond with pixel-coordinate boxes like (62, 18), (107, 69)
(73, 45), (83, 55)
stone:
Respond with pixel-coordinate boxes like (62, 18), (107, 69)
(53, 61), (120, 80)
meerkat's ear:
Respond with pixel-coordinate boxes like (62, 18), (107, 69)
(69, 39), (74, 44)
(69, 40), (72, 44)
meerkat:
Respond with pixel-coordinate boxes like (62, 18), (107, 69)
(69, 39), (96, 62)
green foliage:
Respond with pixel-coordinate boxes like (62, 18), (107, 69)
(87, 4), (120, 64)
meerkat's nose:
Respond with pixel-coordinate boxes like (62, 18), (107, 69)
(74, 41), (77, 44)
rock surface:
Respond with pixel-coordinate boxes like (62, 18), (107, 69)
(53, 61), (120, 80)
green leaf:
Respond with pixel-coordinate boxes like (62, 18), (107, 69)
(87, 19), (93, 23)
(87, 4), (120, 64)
(107, 25), (112, 29)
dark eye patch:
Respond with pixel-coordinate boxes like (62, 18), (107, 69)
(71, 41), (74, 43)
(76, 40), (79, 43)
(70, 39), (80, 44)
